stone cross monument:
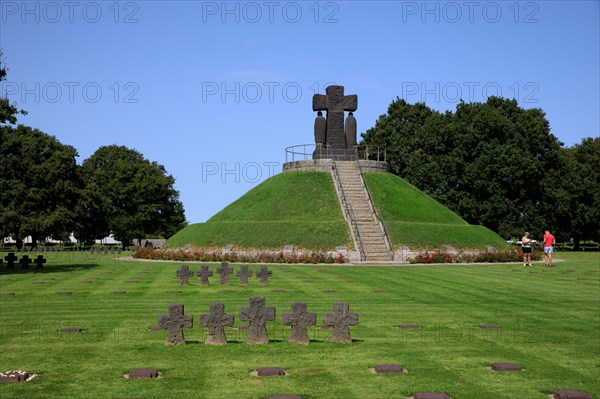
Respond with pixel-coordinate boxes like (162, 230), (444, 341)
(313, 85), (358, 159)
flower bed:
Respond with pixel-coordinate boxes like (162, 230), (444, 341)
(132, 248), (347, 264)
(408, 248), (543, 264)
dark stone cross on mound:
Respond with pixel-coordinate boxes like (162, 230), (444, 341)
(4, 253), (17, 269)
(34, 255), (46, 270)
(282, 302), (317, 344)
(256, 265), (272, 285)
(19, 255), (32, 270)
(158, 304), (193, 345)
(199, 302), (235, 345)
(313, 85), (358, 151)
(323, 302), (359, 343)
(240, 296), (276, 344)
(176, 265), (193, 285)
(236, 265), (253, 285)
(216, 262), (233, 285)
(197, 265), (213, 286)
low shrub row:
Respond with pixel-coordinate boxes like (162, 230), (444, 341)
(409, 248), (543, 264)
(132, 248), (347, 264)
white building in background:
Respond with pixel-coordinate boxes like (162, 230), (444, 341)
(2, 234), (121, 245)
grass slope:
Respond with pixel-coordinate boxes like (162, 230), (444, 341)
(168, 172), (351, 250)
(0, 252), (598, 398)
(364, 172), (507, 249)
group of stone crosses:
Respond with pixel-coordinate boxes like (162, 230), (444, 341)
(2, 253), (46, 270)
(157, 297), (358, 346)
(176, 262), (272, 286)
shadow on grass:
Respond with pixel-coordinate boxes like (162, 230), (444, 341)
(0, 263), (103, 275)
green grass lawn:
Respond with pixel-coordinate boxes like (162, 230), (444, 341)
(1, 252), (598, 398)
(365, 173), (507, 249)
(168, 171), (351, 250)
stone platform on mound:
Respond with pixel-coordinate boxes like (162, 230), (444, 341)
(283, 159), (388, 173)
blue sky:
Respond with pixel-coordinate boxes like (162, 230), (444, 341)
(1, 1), (598, 223)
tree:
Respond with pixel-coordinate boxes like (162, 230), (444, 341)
(0, 50), (27, 125)
(563, 137), (600, 248)
(80, 145), (187, 247)
(0, 125), (81, 247)
(361, 97), (566, 239)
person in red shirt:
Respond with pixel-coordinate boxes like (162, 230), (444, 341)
(543, 230), (556, 267)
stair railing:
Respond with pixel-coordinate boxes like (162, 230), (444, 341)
(354, 147), (393, 256)
(327, 145), (366, 261)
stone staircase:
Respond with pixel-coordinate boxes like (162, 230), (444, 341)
(333, 161), (392, 262)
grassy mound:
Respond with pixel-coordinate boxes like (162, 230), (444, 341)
(168, 171), (351, 250)
(364, 172), (507, 249)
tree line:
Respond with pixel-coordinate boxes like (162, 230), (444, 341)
(361, 97), (599, 249)
(0, 52), (186, 248)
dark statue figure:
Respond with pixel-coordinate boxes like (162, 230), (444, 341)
(313, 85), (357, 157)
(314, 110), (327, 144)
(345, 111), (357, 149)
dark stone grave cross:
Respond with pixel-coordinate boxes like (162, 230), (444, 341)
(312, 85), (358, 150)
(323, 302), (359, 343)
(176, 265), (193, 285)
(199, 302), (235, 345)
(19, 255), (32, 270)
(34, 255), (46, 270)
(256, 265), (272, 285)
(197, 265), (213, 286)
(236, 265), (253, 285)
(240, 296), (276, 344)
(216, 262), (233, 285)
(158, 304), (193, 345)
(282, 302), (317, 344)
(4, 253), (17, 269)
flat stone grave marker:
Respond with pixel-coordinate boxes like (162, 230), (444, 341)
(0, 293), (15, 296)
(32, 282), (45, 285)
(4, 253), (17, 269)
(303, 280), (315, 283)
(577, 277), (589, 280)
(397, 324), (419, 329)
(413, 393), (451, 399)
(224, 244), (234, 252)
(256, 367), (286, 376)
(57, 291), (72, 295)
(479, 324), (500, 329)
(19, 255), (32, 270)
(112, 291), (127, 295)
(491, 363), (522, 371)
(553, 390), (592, 399)
(60, 328), (83, 333)
(272, 289), (286, 293)
(158, 304), (193, 345)
(240, 296), (276, 344)
(323, 302), (358, 343)
(373, 364), (404, 374)
(236, 265), (253, 285)
(199, 302), (235, 345)
(125, 368), (159, 379)
(0, 371), (32, 382)
(176, 265), (193, 285)
(166, 290), (181, 294)
(216, 262), (233, 285)
(373, 290), (386, 293)
(34, 256), (46, 270)
(256, 265), (272, 285)
(197, 265), (213, 285)
(282, 302), (317, 344)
